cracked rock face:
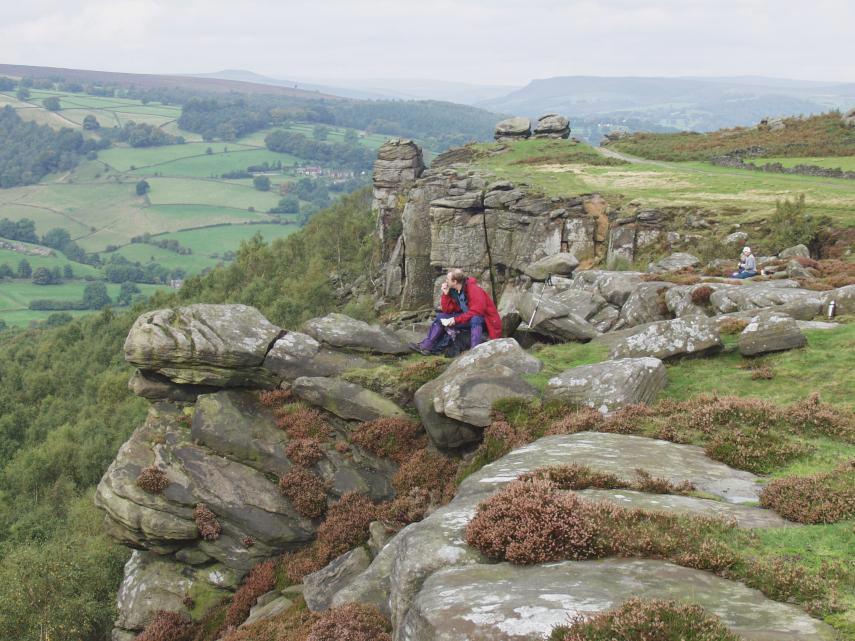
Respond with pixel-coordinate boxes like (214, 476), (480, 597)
(124, 304), (282, 387)
(543, 357), (667, 412)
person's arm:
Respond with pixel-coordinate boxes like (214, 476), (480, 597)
(453, 290), (486, 326)
(440, 293), (458, 313)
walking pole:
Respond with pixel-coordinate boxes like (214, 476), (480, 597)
(527, 274), (553, 327)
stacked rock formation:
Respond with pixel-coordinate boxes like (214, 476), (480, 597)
(532, 113), (571, 138)
(493, 116), (531, 141)
(373, 139), (425, 263)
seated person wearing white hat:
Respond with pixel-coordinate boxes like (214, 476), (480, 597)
(732, 247), (758, 279)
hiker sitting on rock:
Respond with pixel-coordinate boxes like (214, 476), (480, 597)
(732, 247), (758, 279)
(411, 268), (502, 355)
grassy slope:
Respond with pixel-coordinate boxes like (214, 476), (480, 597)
(470, 138), (855, 227)
(607, 113), (855, 161)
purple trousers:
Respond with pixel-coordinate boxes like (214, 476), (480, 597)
(418, 313), (485, 352)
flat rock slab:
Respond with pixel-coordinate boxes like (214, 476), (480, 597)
(293, 376), (407, 421)
(597, 316), (723, 361)
(303, 313), (410, 355)
(262, 331), (372, 381)
(304, 547), (371, 611)
(402, 559), (836, 641)
(739, 312), (806, 356)
(647, 252), (701, 273)
(543, 357), (666, 412)
(576, 489), (792, 528)
(457, 432), (764, 504)
(523, 252), (579, 280)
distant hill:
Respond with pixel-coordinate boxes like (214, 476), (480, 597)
(193, 70), (519, 104)
(477, 75), (855, 136)
(0, 63), (344, 99)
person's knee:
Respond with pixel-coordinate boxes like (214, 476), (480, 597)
(471, 316), (485, 326)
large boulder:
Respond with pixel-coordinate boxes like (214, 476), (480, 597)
(123, 304), (282, 387)
(303, 313), (410, 355)
(262, 331), (371, 381)
(95, 395), (396, 573)
(543, 357), (667, 412)
(414, 339), (542, 448)
(532, 113), (570, 139)
(494, 117), (531, 140)
(570, 270), (644, 307)
(303, 547), (371, 612)
(822, 284), (855, 315)
(403, 559), (835, 641)
(292, 377), (407, 422)
(597, 316), (723, 360)
(373, 139), (424, 188)
(710, 282), (823, 319)
(647, 252), (701, 274)
(522, 252), (579, 280)
(516, 288), (600, 342)
(617, 281), (674, 328)
(739, 311), (807, 356)
(128, 370), (218, 402)
(113, 550), (233, 636)
(778, 244), (810, 259)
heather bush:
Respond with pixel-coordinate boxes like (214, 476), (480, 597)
(549, 597), (741, 641)
(640, 270), (702, 285)
(285, 438), (325, 467)
(704, 427), (811, 473)
(193, 503), (221, 541)
(759, 461), (855, 523)
(306, 602), (392, 641)
(380, 487), (433, 526)
(258, 388), (294, 408)
(136, 466), (170, 494)
(519, 464), (693, 495)
(691, 285), (714, 305)
(135, 610), (195, 641)
(465, 478), (603, 564)
(274, 405), (334, 441)
(718, 318), (749, 335)
(392, 449), (457, 503)
(350, 418), (426, 463)
(223, 559), (278, 628)
(279, 468), (330, 518)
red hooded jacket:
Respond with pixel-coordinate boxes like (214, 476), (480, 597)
(440, 277), (503, 339)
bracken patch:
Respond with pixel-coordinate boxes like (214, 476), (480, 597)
(549, 597), (741, 641)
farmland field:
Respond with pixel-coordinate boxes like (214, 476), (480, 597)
(755, 156), (855, 171)
(0, 243), (101, 278)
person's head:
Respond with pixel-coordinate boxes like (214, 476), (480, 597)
(446, 268), (467, 292)
(742, 246), (752, 256)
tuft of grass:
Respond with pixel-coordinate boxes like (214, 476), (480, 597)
(525, 341), (610, 391)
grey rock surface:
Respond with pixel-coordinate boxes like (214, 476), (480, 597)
(778, 244), (810, 259)
(262, 331), (372, 381)
(598, 316), (723, 360)
(647, 252), (701, 273)
(494, 116), (531, 140)
(532, 113), (570, 138)
(739, 311), (807, 356)
(292, 376), (407, 421)
(522, 252), (579, 280)
(710, 283), (822, 319)
(618, 281), (674, 328)
(242, 594), (293, 627)
(402, 559), (836, 641)
(128, 370), (218, 402)
(570, 270), (643, 306)
(415, 340), (542, 448)
(124, 304), (281, 387)
(303, 313), (410, 355)
(544, 357), (667, 412)
(303, 547), (371, 611)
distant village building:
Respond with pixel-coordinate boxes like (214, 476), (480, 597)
(169, 279), (184, 289)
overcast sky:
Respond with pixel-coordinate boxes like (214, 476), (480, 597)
(1, 0), (853, 86)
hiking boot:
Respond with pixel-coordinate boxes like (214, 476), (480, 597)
(408, 343), (433, 356)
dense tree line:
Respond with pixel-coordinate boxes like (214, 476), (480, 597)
(0, 107), (109, 188)
(130, 233), (192, 254)
(0, 220), (89, 264)
(264, 130), (375, 170)
(177, 98), (270, 141)
(99, 121), (184, 147)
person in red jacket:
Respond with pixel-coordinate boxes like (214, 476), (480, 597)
(411, 268), (502, 355)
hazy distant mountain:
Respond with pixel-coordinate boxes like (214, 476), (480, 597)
(193, 70), (518, 104)
(476, 76), (855, 134)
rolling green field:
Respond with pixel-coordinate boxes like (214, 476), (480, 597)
(0, 243), (101, 278)
(0, 280), (164, 327)
(473, 139), (855, 226)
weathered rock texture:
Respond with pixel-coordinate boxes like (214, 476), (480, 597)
(597, 316), (723, 360)
(739, 311), (806, 356)
(494, 117), (531, 140)
(544, 357), (667, 412)
(374, 139), (425, 261)
(532, 113), (570, 139)
(333, 432), (828, 641)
